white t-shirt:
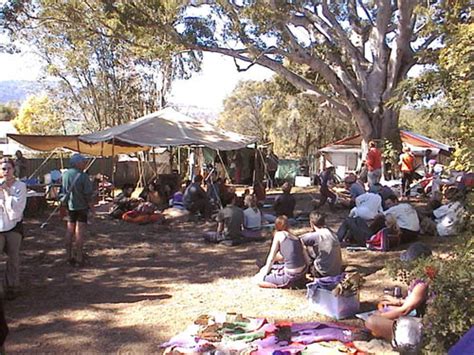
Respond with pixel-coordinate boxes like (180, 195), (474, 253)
(384, 203), (420, 232)
(349, 193), (383, 221)
(0, 180), (27, 232)
(243, 207), (262, 230)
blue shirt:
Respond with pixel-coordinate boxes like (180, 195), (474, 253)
(62, 168), (93, 211)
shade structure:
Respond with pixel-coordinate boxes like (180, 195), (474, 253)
(79, 107), (256, 152)
(7, 134), (143, 156)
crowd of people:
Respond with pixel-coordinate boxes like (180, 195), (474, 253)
(0, 140), (471, 350)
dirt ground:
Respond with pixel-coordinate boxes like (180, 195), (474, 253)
(4, 187), (448, 353)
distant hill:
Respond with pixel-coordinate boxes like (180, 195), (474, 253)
(0, 80), (48, 104)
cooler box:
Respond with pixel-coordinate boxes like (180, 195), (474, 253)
(307, 287), (360, 320)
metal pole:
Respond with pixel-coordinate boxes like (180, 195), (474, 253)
(28, 150), (56, 180)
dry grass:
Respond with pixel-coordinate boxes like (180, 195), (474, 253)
(4, 188), (449, 353)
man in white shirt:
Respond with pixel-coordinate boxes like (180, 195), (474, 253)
(349, 192), (383, 221)
(384, 196), (420, 244)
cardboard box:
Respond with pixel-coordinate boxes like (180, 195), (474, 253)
(307, 287), (360, 320)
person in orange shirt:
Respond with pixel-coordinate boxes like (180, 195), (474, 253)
(366, 141), (382, 187)
(399, 147), (415, 198)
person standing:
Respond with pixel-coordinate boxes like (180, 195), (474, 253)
(14, 150), (27, 180)
(266, 149), (279, 188)
(0, 158), (27, 300)
(62, 154), (94, 266)
(366, 141), (382, 186)
(399, 147), (415, 198)
(423, 149), (433, 176)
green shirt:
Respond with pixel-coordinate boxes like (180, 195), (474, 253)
(62, 167), (93, 211)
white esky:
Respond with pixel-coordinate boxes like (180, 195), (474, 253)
(0, 49), (274, 111)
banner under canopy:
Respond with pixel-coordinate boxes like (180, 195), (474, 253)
(7, 134), (144, 156)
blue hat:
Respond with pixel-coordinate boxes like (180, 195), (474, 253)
(70, 153), (87, 167)
(400, 242), (432, 262)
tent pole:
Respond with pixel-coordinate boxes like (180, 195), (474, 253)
(111, 138), (116, 198)
(152, 148), (157, 176)
(141, 151), (147, 187)
(169, 146), (173, 174)
(28, 150), (56, 180)
(177, 146), (181, 174)
(252, 144), (258, 186)
(257, 147), (271, 188)
(216, 149), (231, 182)
(59, 151), (64, 170)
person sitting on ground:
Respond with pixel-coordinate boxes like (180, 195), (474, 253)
(349, 191), (383, 221)
(140, 181), (163, 208)
(384, 196), (420, 244)
(301, 212), (342, 278)
(254, 215), (310, 288)
(273, 182), (296, 218)
(236, 188), (250, 209)
(369, 183), (397, 210)
(365, 242), (432, 344)
(337, 213), (386, 246)
(183, 175), (211, 220)
(110, 183), (139, 219)
(169, 183), (186, 210)
(204, 193), (244, 245)
(342, 174), (365, 208)
(253, 180), (266, 206)
(316, 166), (337, 209)
(242, 194), (268, 239)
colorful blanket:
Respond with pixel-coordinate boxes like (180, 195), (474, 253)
(161, 313), (365, 354)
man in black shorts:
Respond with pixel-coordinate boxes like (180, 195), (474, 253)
(62, 154), (94, 266)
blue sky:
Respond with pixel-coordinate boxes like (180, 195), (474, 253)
(0, 49), (274, 112)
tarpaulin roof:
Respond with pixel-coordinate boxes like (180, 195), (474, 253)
(80, 107), (256, 151)
(7, 108), (256, 156)
(320, 130), (453, 154)
(7, 134), (143, 156)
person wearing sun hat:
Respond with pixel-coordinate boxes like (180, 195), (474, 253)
(62, 154), (94, 266)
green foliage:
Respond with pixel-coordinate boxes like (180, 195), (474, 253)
(12, 94), (64, 134)
(218, 76), (356, 158)
(395, 13), (473, 159)
(386, 232), (473, 351)
(0, 104), (17, 121)
(449, 121), (474, 172)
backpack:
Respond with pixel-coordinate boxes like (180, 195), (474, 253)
(366, 228), (400, 251)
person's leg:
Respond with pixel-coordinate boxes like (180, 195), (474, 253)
(401, 172), (408, 197)
(328, 190), (337, 207)
(336, 218), (350, 242)
(74, 222), (87, 264)
(406, 172), (414, 197)
(365, 315), (394, 341)
(318, 187), (329, 207)
(3, 231), (22, 291)
(367, 170), (376, 187)
(65, 221), (76, 262)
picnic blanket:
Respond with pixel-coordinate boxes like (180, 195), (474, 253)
(161, 313), (366, 354)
